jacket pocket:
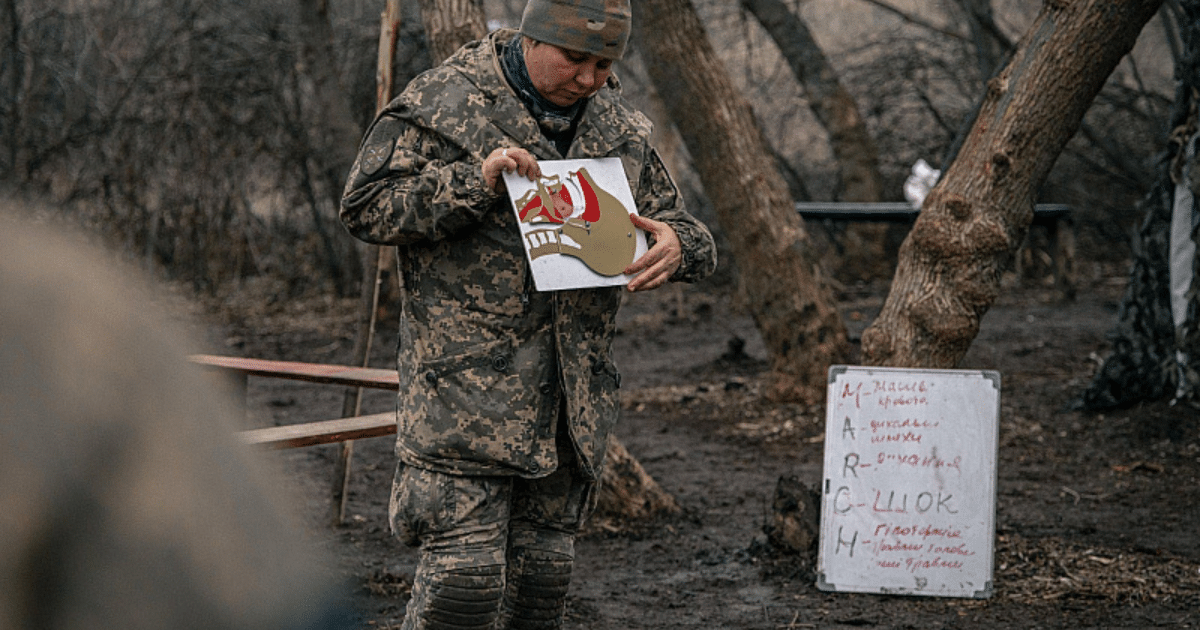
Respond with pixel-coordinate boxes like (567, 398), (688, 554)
(401, 338), (556, 475)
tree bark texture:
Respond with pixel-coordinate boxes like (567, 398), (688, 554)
(417, 0), (487, 64)
(636, 0), (851, 402)
(592, 438), (682, 521)
(861, 0), (1164, 369)
(1074, 0), (1200, 409)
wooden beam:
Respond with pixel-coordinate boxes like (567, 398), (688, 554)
(239, 412), (397, 449)
(189, 354), (399, 390)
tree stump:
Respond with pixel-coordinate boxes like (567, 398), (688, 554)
(764, 475), (820, 559)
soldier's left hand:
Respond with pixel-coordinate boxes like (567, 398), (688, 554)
(624, 214), (681, 292)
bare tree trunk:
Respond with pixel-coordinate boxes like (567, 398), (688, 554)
(333, 0), (405, 527)
(958, 0), (1011, 81)
(861, 0), (1164, 368)
(636, 0), (851, 402)
(592, 438), (681, 522)
(1075, 0), (1200, 409)
(295, 0), (364, 292)
(741, 0), (889, 281)
(741, 0), (882, 204)
(416, 0), (487, 63)
(0, 0), (18, 179)
(296, 0), (361, 186)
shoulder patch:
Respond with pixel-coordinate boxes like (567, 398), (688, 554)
(361, 139), (394, 176)
(360, 118), (403, 176)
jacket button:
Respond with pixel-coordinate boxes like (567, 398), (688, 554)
(539, 383), (553, 395)
(591, 362), (604, 374)
(529, 464), (540, 474)
(424, 371), (438, 385)
(491, 355), (510, 372)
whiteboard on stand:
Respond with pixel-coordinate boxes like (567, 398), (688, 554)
(817, 365), (1000, 599)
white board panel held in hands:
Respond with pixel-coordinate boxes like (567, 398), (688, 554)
(503, 157), (648, 292)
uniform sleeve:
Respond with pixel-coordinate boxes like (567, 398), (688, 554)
(635, 147), (718, 283)
(340, 113), (502, 246)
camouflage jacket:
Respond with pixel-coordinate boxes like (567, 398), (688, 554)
(340, 29), (716, 479)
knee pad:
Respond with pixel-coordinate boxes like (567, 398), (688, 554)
(501, 548), (574, 630)
(405, 564), (504, 630)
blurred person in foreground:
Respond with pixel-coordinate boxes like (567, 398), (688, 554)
(338, 0), (717, 628)
(0, 207), (355, 630)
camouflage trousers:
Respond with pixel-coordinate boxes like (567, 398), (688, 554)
(390, 428), (598, 630)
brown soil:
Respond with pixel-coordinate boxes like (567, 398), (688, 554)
(207, 268), (1200, 629)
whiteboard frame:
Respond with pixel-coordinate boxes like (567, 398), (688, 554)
(816, 365), (1000, 599)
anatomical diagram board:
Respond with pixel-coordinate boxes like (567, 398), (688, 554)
(503, 157), (648, 291)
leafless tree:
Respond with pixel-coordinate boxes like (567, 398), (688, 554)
(861, 0), (1165, 368)
(0, 0), (387, 294)
(739, 0), (891, 281)
(636, 0), (851, 402)
(740, 0), (883, 204)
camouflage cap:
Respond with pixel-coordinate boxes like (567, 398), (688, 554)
(520, 0), (631, 61)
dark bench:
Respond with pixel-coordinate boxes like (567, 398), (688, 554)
(795, 202), (1075, 299)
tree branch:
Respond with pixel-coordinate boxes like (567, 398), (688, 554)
(852, 0), (967, 42)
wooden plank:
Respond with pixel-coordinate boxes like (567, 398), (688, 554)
(239, 412), (397, 449)
(190, 354), (399, 390)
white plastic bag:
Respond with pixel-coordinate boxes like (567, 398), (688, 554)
(903, 159), (941, 209)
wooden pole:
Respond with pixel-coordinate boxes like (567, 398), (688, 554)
(332, 0), (402, 526)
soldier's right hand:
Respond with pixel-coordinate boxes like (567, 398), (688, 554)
(484, 147), (541, 193)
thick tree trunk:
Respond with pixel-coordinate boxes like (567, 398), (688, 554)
(861, 0), (1164, 368)
(1075, 0), (1200, 409)
(416, 0), (487, 64)
(636, 0), (851, 402)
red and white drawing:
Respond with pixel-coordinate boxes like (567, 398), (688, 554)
(505, 157), (647, 291)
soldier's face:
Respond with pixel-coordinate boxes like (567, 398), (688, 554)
(524, 40), (613, 107)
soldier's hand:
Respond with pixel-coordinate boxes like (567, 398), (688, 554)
(624, 214), (682, 292)
(483, 147), (540, 193)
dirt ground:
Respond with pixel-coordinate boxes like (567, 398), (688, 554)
(204, 258), (1200, 629)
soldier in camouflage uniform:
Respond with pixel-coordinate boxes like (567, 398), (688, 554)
(339, 1), (717, 628)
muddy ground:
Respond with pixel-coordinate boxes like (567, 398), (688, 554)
(205, 258), (1200, 629)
